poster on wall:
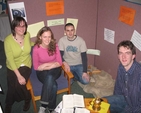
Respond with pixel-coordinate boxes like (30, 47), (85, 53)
(8, 2), (27, 21)
(125, 0), (141, 5)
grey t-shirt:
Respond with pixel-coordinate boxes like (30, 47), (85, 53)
(58, 35), (87, 66)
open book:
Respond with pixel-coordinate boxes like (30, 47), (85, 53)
(61, 108), (90, 113)
(62, 94), (85, 108)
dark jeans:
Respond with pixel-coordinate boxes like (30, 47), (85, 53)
(105, 95), (127, 113)
(5, 66), (31, 106)
(36, 67), (61, 109)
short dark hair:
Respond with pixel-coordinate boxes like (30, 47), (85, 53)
(117, 40), (136, 55)
(64, 23), (74, 30)
(11, 16), (27, 36)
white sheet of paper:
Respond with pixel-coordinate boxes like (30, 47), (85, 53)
(131, 30), (141, 51)
(104, 28), (115, 44)
(75, 108), (90, 113)
(61, 108), (74, 113)
(47, 18), (64, 27)
(55, 101), (63, 113)
(0, 87), (2, 92)
(0, 105), (3, 113)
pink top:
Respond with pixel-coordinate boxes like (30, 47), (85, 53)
(32, 44), (62, 70)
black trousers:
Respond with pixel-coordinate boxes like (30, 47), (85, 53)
(5, 66), (31, 106)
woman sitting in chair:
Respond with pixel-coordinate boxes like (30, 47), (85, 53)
(32, 26), (62, 113)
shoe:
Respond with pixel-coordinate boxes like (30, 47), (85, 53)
(23, 100), (31, 111)
(5, 105), (12, 113)
(38, 107), (46, 113)
(50, 110), (57, 113)
(48, 109), (57, 113)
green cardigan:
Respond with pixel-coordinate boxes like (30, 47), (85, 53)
(4, 32), (33, 70)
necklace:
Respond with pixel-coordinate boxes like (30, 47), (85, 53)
(15, 38), (22, 44)
(13, 36), (24, 44)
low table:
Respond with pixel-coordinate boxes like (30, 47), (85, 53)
(84, 98), (110, 113)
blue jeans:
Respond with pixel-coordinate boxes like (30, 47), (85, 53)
(105, 95), (127, 113)
(70, 64), (89, 84)
(36, 67), (61, 109)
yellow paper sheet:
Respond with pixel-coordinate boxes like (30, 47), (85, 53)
(27, 21), (45, 38)
(88, 99), (110, 113)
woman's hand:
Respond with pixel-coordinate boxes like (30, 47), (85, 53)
(17, 75), (26, 85)
(14, 69), (26, 85)
(38, 62), (60, 71)
(38, 65), (45, 71)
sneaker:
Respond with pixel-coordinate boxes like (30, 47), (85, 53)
(38, 107), (46, 113)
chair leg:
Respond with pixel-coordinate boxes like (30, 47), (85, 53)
(68, 78), (71, 94)
(27, 80), (38, 113)
(29, 89), (38, 113)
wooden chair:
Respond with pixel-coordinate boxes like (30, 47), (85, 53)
(26, 64), (74, 113)
(26, 49), (100, 113)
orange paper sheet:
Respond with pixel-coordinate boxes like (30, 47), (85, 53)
(119, 6), (136, 26)
(46, 1), (64, 16)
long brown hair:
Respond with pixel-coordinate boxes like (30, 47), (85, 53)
(35, 26), (56, 56)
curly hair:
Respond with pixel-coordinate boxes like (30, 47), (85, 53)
(34, 26), (56, 56)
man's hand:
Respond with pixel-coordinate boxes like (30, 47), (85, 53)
(63, 62), (70, 72)
(82, 73), (90, 82)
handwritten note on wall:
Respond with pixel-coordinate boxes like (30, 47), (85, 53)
(118, 6), (136, 26)
(46, 1), (64, 16)
(47, 18), (64, 27)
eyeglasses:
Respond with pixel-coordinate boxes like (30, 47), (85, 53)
(16, 25), (26, 28)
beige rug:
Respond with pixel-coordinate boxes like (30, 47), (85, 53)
(78, 66), (115, 98)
